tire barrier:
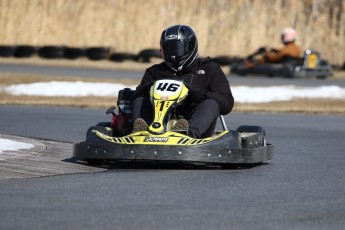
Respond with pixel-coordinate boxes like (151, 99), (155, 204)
(64, 47), (85, 60)
(85, 47), (110, 60)
(0, 45), (16, 57)
(14, 45), (37, 58)
(109, 52), (137, 62)
(136, 49), (162, 62)
(2, 44), (341, 72)
(212, 55), (242, 66)
(38, 46), (66, 59)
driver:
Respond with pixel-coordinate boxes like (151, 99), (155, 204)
(131, 25), (234, 139)
(244, 27), (301, 68)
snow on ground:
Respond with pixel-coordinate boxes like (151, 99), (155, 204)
(0, 138), (34, 154)
(4, 81), (137, 97)
(233, 85), (345, 103)
(3, 81), (345, 103)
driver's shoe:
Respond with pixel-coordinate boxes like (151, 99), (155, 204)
(133, 118), (149, 132)
(172, 119), (189, 132)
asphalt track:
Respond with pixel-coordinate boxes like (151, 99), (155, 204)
(0, 63), (345, 229)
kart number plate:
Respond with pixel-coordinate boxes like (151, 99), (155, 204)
(306, 54), (318, 68)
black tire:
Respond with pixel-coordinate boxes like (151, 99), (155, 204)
(0, 45), (16, 57)
(96, 122), (112, 127)
(38, 46), (65, 59)
(13, 45), (37, 58)
(64, 47), (85, 59)
(237, 66), (248, 76)
(230, 63), (239, 74)
(231, 61), (249, 76)
(283, 74), (294, 78)
(85, 47), (110, 60)
(319, 59), (329, 66)
(220, 164), (241, 169)
(136, 49), (161, 62)
(221, 163), (262, 169)
(212, 55), (234, 66)
(109, 52), (136, 62)
(85, 159), (107, 165)
(237, 125), (266, 147)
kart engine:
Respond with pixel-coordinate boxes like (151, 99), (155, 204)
(112, 88), (135, 136)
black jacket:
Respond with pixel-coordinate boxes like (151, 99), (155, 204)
(132, 57), (234, 115)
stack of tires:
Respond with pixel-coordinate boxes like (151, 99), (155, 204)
(0, 45), (16, 57)
(85, 47), (110, 61)
(38, 46), (65, 59)
(14, 46), (37, 58)
(0, 44), (247, 66)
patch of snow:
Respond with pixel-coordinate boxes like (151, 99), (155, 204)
(0, 138), (34, 154)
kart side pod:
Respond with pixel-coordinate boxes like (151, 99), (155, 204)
(73, 121), (274, 166)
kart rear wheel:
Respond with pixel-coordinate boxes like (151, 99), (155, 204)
(96, 122), (111, 127)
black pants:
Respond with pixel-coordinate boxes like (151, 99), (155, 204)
(131, 97), (220, 138)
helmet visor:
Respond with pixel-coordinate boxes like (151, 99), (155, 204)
(162, 39), (194, 60)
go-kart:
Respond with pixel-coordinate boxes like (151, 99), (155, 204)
(231, 49), (332, 79)
(73, 79), (274, 166)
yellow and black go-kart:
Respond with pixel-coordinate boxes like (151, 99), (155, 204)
(73, 79), (274, 166)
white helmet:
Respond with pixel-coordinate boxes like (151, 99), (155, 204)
(281, 27), (297, 43)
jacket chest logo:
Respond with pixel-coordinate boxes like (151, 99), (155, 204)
(196, 70), (205, 74)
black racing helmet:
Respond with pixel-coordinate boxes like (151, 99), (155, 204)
(160, 25), (198, 72)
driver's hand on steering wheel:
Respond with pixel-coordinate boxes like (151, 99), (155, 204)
(187, 88), (207, 104)
(257, 47), (267, 54)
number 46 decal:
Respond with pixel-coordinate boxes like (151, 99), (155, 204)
(156, 83), (180, 92)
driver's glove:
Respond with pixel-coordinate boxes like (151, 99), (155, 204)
(187, 88), (207, 104)
(257, 47), (267, 54)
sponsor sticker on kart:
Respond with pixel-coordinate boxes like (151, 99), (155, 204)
(144, 137), (169, 142)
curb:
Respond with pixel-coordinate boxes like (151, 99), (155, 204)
(0, 134), (46, 161)
(0, 134), (105, 179)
